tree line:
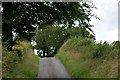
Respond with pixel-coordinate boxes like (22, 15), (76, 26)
(2, 1), (98, 57)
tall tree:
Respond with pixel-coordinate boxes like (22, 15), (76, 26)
(2, 1), (97, 49)
(35, 25), (94, 57)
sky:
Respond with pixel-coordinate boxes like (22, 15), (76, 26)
(90, 0), (119, 43)
(32, 0), (120, 55)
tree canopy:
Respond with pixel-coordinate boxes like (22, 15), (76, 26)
(2, 1), (97, 52)
(35, 25), (95, 57)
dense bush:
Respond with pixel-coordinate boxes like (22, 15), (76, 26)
(56, 37), (119, 78)
(2, 40), (39, 78)
(2, 46), (20, 77)
(68, 37), (119, 59)
(2, 40), (28, 77)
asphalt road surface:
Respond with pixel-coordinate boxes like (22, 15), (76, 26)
(37, 57), (71, 78)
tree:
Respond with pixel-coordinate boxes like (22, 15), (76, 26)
(35, 24), (95, 57)
(35, 25), (63, 57)
(2, 1), (97, 49)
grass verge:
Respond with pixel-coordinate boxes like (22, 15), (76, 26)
(2, 40), (39, 78)
(56, 37), (119, 78)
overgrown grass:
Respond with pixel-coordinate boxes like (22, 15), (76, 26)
(56, 37), (119, 78)
(2, 40), (39, 78)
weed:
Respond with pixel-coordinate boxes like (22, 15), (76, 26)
(56, 37), (118, 78)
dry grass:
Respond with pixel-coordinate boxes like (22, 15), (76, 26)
(56, 37), (118, 78)
(2, 40), (39, 78)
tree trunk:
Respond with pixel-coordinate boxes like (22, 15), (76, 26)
(42, 38), (46, 57)
(43, 48), (45, 57)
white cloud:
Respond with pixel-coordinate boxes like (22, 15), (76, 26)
(106, 29), (118, 43)
(91, 0), (119, 43)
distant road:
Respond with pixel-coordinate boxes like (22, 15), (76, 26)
(37, 57), (71, 78)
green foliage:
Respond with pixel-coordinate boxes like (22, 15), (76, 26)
(2, 40), (39, 78)
(8, 51), (39, 78)
(56, 37), (118, 78)
(35, 26), (65, 56)
(35, 25), (95, 57)
(2, 1), (97, 42)
(2, 46), (20, 77)
(92, 42), (110, 58)
(12, 40), (31, 60)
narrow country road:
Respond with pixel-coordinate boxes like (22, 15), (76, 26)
(37, 57), (71, 78)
